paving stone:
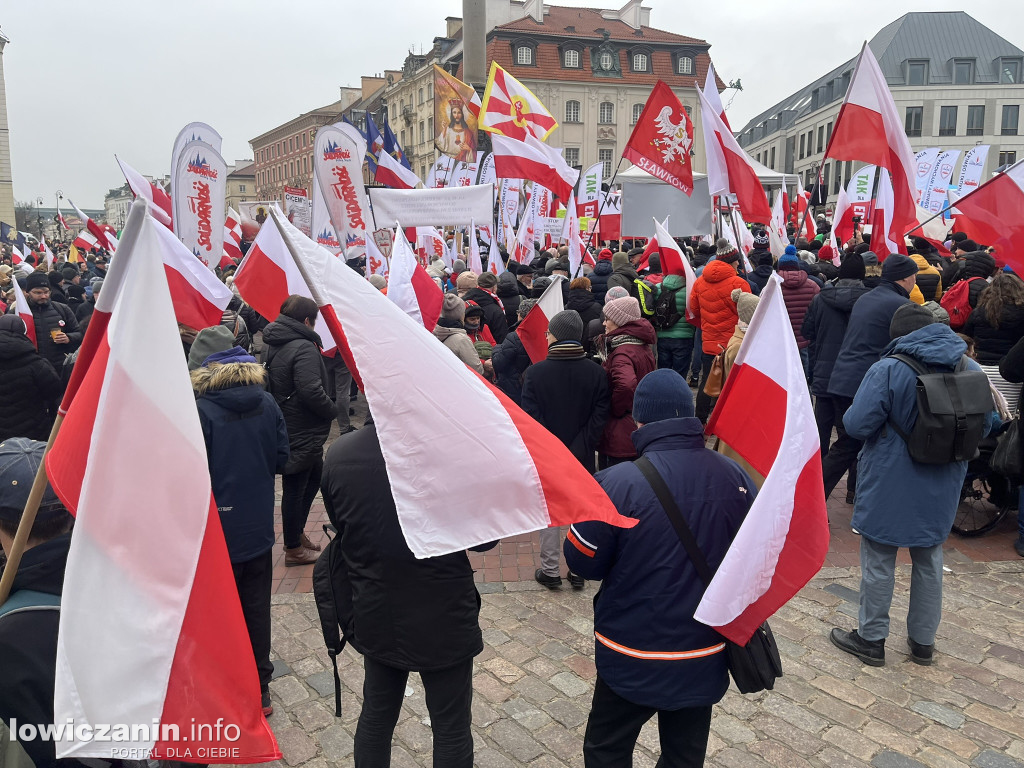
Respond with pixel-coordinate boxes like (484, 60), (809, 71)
(473, 747), (518, 768)
(961, 721), (1014, 750)
(919, 723), (983, 758)
(748, 739), (814, 768)
(318, 725), (354, 761)
(477, 581), (504, 594)
(859, 722), (920, 756)
(474, 671), (513, 703)
(271, 659), (293, 680)
(821, 724), (881, 761)
(973, 750), (1024, 768)
(710, 713), (756, 744)
(292, 700), (337, 731)
(512, 675), (559, 704)
(482, 628), (511, 646)
(488, 719), (545, 762)
(305, 669), (337, 699)
(870, 750), (928, 768)
(275, 726), (319, 766)
(911, 701), (967, 729)
(824, 583), (861, 603)
(548, 671), (590, 698)
(542, 698), (589, 729)
(270, 675), (311, 707)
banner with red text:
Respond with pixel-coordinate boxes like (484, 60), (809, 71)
(284, 185), (311, 236)
(172, 140), (226, 270)
(314, 123), (370, 260)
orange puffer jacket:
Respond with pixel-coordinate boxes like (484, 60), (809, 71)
(689, 260), (751, 354)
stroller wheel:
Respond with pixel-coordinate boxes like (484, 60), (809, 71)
(953, 471), (1011, 537)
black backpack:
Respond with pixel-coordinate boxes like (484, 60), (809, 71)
(633, 279), (656, 318)
(653, 284), (684, 330)
(886, 353), (993, 464)
(312, 525), (355, 717)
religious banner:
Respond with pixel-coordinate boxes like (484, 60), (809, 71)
(238, 201), (275, 241)
(314, 122), (371, 259)
(434, 65), (479, 162)
(283, 186), (311, 236)
(368, 184), (495, 228)
(172, 140), (226, 270)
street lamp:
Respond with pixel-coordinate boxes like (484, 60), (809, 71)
(36, 197), (43, 240)
(55, 190), (63, 240)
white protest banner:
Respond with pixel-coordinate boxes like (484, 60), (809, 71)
(426, 156), (456, 188)
(310, 181), (342, 255)
(477, 151), (496, 190)
(449, 155), (481, 188)
(577, 162), (603, 218)
(914, 148), (940, 193)
(314, 123), (370, 259)
(500, 178), (523, 228)
(284, 186), (311, 236)
(920, 150), (960, 214)
(847, 165), (877, 224)
(172, 140), (226, 270)
(956, 145), (989, 195)
(170, 122), (222, 214)
(368, 184), (495, 227)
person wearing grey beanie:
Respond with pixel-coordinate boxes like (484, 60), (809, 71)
(889, 302), (936, 339)
(546, 309), (585, 344)
(433, 293), (484, 375)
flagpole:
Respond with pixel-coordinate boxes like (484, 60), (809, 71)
(577, 156), (625, 277)
(903, 158), (1024, 237)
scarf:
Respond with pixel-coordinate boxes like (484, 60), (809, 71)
(547, 340), (586, 360)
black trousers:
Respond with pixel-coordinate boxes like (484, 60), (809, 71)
(583, 676), (712, 768)
(354, 656), (474, 768)
(694, 352), (717, 424)
(231, 550), (274, 694)
(281, 455), (323, 549)
(820, 395), (860, 497)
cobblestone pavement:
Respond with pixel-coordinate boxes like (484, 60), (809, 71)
(254, 556), (1024, 768)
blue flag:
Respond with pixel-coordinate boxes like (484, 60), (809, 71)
(364, 113), (386, 173)
(382, 119), (412, 170)
(0, 221), (25, 252)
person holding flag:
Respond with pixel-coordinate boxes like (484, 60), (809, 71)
(0, 315), (61, 442)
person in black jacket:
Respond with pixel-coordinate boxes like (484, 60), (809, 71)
(521, 310), (610, 589)
(21, 270), (81, 375)
(192, 345), (290, 717)
(565, 276), (603, 327)
(463, 272), (508, 343)
(999, 335), (1024, 558)
(320, 424), (494, 768)
(261, 295), (337, 566)
(0, 315), (61, 442)
(496, 271), (522, 328)
(491, 299), (535, 405)
(589, 251), (614, 304)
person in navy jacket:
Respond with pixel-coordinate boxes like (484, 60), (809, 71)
(565, 369), (754, 768)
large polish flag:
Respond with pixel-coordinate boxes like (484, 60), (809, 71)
(945, 161), (1024, 273)
(653, 218), (697, 317)
(702, 63), (731, 130)
(517, 276), (565, 364)
(793, 179), (816, 242)
(69, 199), (117, 251)
(869, 171), (905, 257)
(487, 237), (506, 276)
(387, 223), (443, 331)
(701, 275), (829, 644)
(697, 88), (772, 224)
(492, 133), (579, 203)
(830, 186), (854, 255)
(224, 206), (244, 262)
(375, 148), (422, 190)
(45, 200), (280, 763)
(73, 229), (100, 253)
(11, 277), (36, 348)
(268, 211), (635, 556)
(152, 222), (233, 330)
(825, 43), (918, 237)
(480, 61), (558, 141)
(117, 155), (173, 228)
(510, 196), (537, 265)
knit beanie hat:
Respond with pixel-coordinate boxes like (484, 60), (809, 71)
(603, 296), (642, 326)
(923, 300), (950, 326)
(477, 272), (498, 289)
(48, 271), (63, 288)
(648, 253), (661, 273)
(456, 271), (478, 291)
(452, 258), (467, 273)
(187, 325), (235, 371)
(889, 302), (935, 339)
(778, 253), (800, 269)
(605, 286), (631, 302)
(752, 230), (769, 248)
(62, 267), (79, 282)
(0, 438), (67, 526)
(547, 309), (584, 343)
(784, 244), (797, 257)
(25, 271), (49, 291)
(860, 250), (879, 267)
(611, 252), (630, 270)
(368, 274), (387, 290)
(0, 314), (26, 335)
(731, 288), (760, 325)
(632, 369), (695, 423)
(838, 252), (866, 280)
(598, 248), (614, 261)
(441, 293), (466, 321)
(881, 253), (918, 282)
(716, 238), (739, 261)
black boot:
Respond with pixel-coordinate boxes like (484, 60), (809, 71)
(829, 628), (885, 666)
(907, 637), (934, 666)
(534, 569), (562, 589)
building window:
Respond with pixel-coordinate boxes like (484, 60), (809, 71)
(834, 164), (843, 195)
(769, 146), (776, 170)
(289, 138), (294, 152)
(826, 121), (833, 145)
(400, 129), (406, 146)
(599, 102), (614, 124)
(419, 88), (424, 105)
(599, 51), (615, 71)
(516, 46), (533, 65)
(239, 184), (246, 193)
(302, 133), (307, 147)
(907, 60), (928, 86)
(1002, 104), (1019, 135)
(822, 163), (831, 197)
(632, 53), (648, 72)
(799, 133), (806, 159)
(677, 56), (693, 75)
(1001, 59), (1021, 84)
(290, 161), (295, 177)
(421, 165), (427, 180)
(817, 125), (824, 153)
(939, 106), (958, 136)
(428, 117), (433, 137)
(564, 49), (580, 68)
(631, 103), (644, 124)
(302, 157), (307, 173)
(428, 83), (433, 99)
(419, 121), (425, 144)
(953, 60), (974, 85)
(967, 105), (985, 136)
(905, 106), (923, 137)
(564, 147), (580, 167)
(565, 100), (581, 123)
(999, 151), (1017, 166)
(599, 148), (613, 179)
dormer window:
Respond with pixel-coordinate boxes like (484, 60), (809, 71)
(677, 56), (693, 75)
(907, 60), (928, 86)
(1000, 58), (1021, 83)
(564, 48), (580, 68)
(516, 45), (533, 65)
(953, 59), (974, 85)
(632, 52), (649, 73)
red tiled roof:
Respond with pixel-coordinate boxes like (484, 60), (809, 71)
(495, 5), (708, 45)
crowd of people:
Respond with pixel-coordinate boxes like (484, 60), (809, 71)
(0, 210), (1019, 766)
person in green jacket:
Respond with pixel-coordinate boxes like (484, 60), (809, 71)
(653, 273), (697, 378)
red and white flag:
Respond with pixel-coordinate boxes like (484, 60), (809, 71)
(825, 42), (918, 237)
(793, 179), (816, 242)
(623, 80), (695, 195)
(562, 194), (586, 277)
(117, 155), (173, 228)
(366, 236), (390, 280)
(869, 171), (905, 257)
(11, 276), (36, 349)
(479, 62), (558, 141)
(487, 237), (505, 276)
(510, 196), (536, 265)
(45, 200), (280, 763)
(154, 222), (233, 330)
(387, 224), (443, 331)
(268, 213), (634, 556)
(467, 222), (484, 274)
(696, 88), (772, 224)
(701, 275), (829, 644)
(40, 235), (55, 270)
(73, 229), (100, 252)
(702, 63), (731, 130)
(653, 218), (697, 317)
(517, 276), (565, 363)
(830, 186), (854, 257)
(375, 148), (422, 190)
(492, 133), (579, 203)
(69, 199), (116, 251)
(942, 161), (1024, 273)
(223, 206), (244, 263)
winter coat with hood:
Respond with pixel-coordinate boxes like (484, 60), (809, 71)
(589, 259), (614, 304)
(689, 260), (752, 354)
(599, 319), (657, 458)
(745, 254), (776, 295)
(779, 266), (820, 349)
(461, 287), (508, 343)
(565, 287), (603, 326)
(24, 296), (82, 371)
(491, 327), (532, 404)
(564, 418), (753, 710)
(607, 264), (641, 297)
(801, 279), (871, 396)
(653, 274), (695, 340)
(320, 425), (494, 672)
(261, 314), (337, 474)
(496, 272), (522, 327)
(954, 251), (997, 309)
(433, 321), (485, 374)
(0, 319), (61, 441)
(845, 324), (999, 548)
(910, 254), (943, 302)
(192, 350), (290, 563)
(827, 280), (911, 399)
(962, 303), (1024, 365)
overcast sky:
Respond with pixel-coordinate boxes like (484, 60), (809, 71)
(4, 1), (1021, 208)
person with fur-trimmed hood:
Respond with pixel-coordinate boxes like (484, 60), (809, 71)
(191, 342), (290, 717)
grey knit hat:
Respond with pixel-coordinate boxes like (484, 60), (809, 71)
(441, 293), (466, 321)
(187, 325), (235, 370)
(889, 303), (935, 339)
(547, 310), (584, 343)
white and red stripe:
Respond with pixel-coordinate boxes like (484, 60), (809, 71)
(517, 276), (565, 364)
(510, 193), (537, 264)
(487, 237), (505, 276)
(366, 236), (390, 280)
(375, 148), (422, 190)
(467, 222), (484, 274)
(11, 276), (36, 349)
(945, 161), (1024, 273)
(387, 224), (442, 331)
(73, 229), (100, 252)
(794, 179), (816, 242)
(45, 200), (279, 763)
(479, 62), (558, 141)
(654, 218), (698, 317)
(492, 133), (579, 203)
(869, 171), (904, 257)
(153, 223), (233, 330)
(40, 235), (55, 270)
(830, 186), (854, 260)
(701, 275), (830, 644)
(223, 206), (244, 264)
(562, 194), (586, 277)
(702, 63), (731, 130)
(117, 155), (173, 228)
(69, 199), (116, 251)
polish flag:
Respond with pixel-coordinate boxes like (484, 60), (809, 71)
(701, 275), (829, 644)
(869, 171), (905, 257)
(942, 161), (1024, 273)
(517, 276), (565, 363)
(375, 149), (422, 190)
(562, 195), (586, 277)
(152, 223), (233, 330)
(366, 236), (390, 280)
(268, 213), (634, 556)
(510, 198), (536, 265)
(45, 200), (280, 763)
(11, 277), (36, 348)
(825, 43), (918, 237)
(702, 63), (731, 130)
(387, 223), (443, 331)
(697, 88), (772, 224)
(487, 237), (505, 276)
(467, 221), (484, 274)
(480, 61), (558, 141)
(69, 199), (116, 251)
(769, 192), (788, 258)
(830, 186), (854, 258)
(492, 133), (579, 203)
(116, 155), (173, 228)
(794, 179), (816, 242)
(40, 235), (55, 270)
(73, 229), (99, 252)
(224, 206), (244, 262)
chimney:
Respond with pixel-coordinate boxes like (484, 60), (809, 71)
(445, 16), (463, 38)
(462, 0), (486, 88)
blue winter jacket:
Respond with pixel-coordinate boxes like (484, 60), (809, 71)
(828, 280), (912, 399)
(564, 417), (754, 710)
(845, 324), (1000, 548)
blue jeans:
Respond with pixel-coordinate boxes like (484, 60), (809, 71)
(859, 537), (944, 645)
(657, 337), (695, 379)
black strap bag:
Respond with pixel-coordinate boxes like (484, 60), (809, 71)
(634, 456), (783, 694)
(312, 525), (355, 717)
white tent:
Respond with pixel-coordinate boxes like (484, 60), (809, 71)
(617, 161), (799, 188)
